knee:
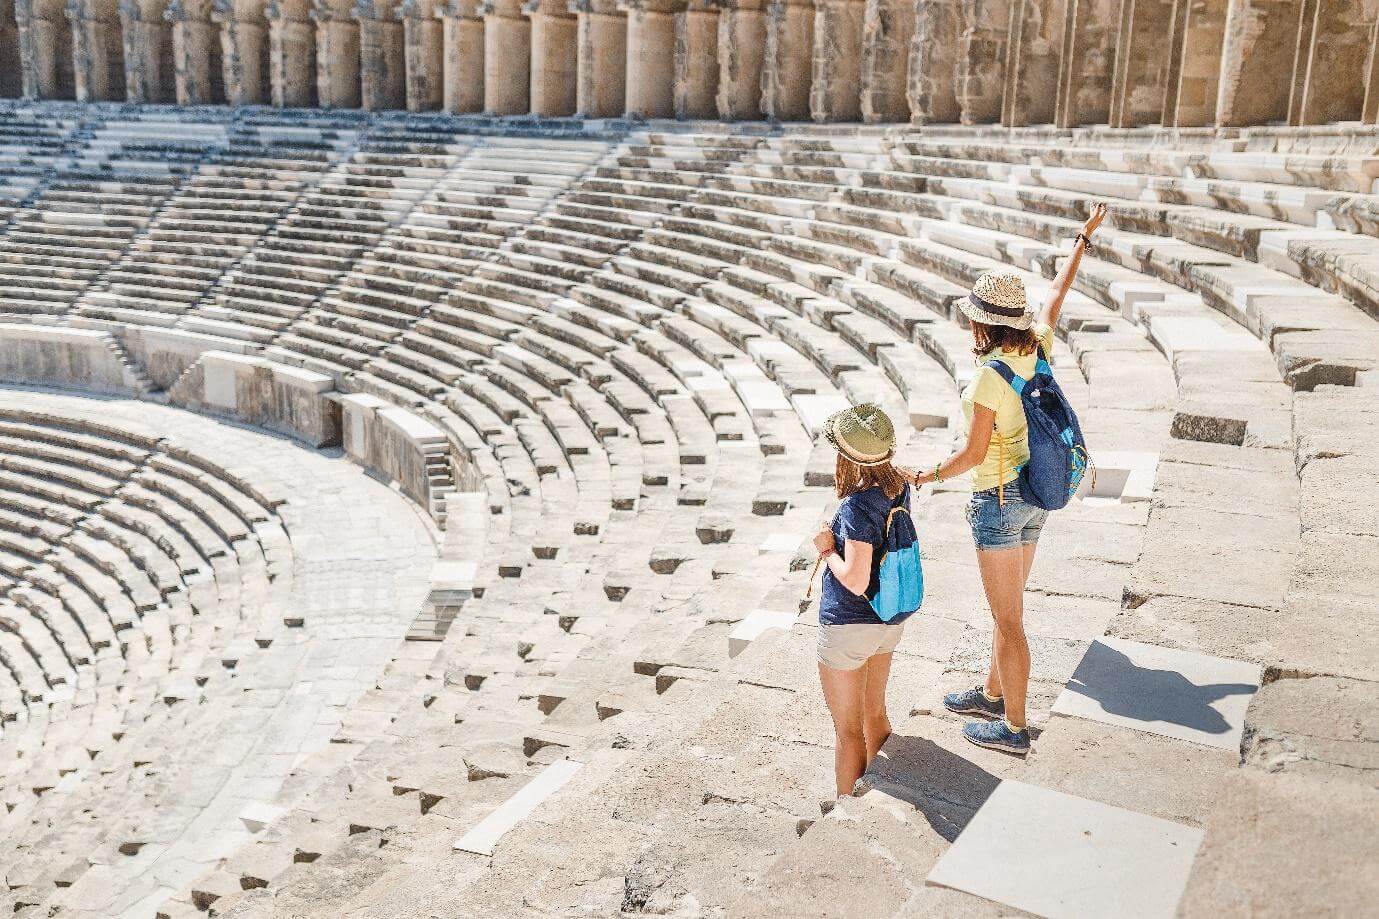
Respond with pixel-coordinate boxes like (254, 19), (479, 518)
(835, 721), (866, 747)
(863, 711), (891, 736)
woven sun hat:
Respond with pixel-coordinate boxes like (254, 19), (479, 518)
(958, 270), (1033, 330)
(822, 403), (896, 467)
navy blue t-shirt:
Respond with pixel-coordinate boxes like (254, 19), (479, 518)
(819, 485), (915, 626)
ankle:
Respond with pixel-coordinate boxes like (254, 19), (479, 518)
(1004, 718), (1027, 734)
(982, 689), (1003, 703)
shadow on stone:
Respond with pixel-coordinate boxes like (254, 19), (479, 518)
(860, 734), (1001, 842)
(1064, 640), (1255, 736)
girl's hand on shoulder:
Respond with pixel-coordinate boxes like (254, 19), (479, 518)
(813, 522), (835, 555)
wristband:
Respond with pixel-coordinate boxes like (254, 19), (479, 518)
(820, 546), (837, 558)
(933, 462), (944, 484)
(1076, 232), (1095, 251)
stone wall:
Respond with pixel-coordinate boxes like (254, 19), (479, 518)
(8, 0), (1377, 123)
(166, 350), (341, 447)
(0, 324), (145, 393)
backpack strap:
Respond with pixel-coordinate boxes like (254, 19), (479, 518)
(984, 359), (1025, 508)
(984, 357), (1030, 396)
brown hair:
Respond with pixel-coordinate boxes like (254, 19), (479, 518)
(835, 454), (906, 500)
(971, 320), (1039, 360)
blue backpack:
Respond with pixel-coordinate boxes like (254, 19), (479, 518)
(985, 346), (1091, 511)
(868, 487), (924, 621)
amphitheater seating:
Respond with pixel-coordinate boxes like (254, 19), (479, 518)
(0, 101), (1371, 917)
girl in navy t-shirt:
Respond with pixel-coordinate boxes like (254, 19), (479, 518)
(812, 404), (920, 798)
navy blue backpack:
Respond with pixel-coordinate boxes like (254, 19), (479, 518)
(868, 487), (923, 621)
(985, 346), (1091, 511)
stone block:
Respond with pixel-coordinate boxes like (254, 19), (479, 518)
(168, 351), (341, 448)
(1052, 637), (1261, 751)
(928, 780), (1203, 919)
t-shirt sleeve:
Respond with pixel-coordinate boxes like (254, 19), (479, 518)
(1035, 322), (1055, 356)
(835, 496), (881, 546)
(968, 365), (1009, 414)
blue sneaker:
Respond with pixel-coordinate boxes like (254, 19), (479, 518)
(943, 686), (1005, 719)
(963, 720), (1031, 755)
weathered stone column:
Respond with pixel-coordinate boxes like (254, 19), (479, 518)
(761, 0), (810, 119)
(1160, 0), (1225, 126)
(622, 0), (677, 117)
(1000, 0), (1060, 125)
(437, 0), (482, 110)
(571, 0), (625, 116)
(216, 0), (270, 104)
(1286, 0), (1378, 125)
(16, 0), (74, 98)
(311, 0), (360, 106)
(1365, 20), (1379, 123)
(357, 0), (405, 108)
(69, 0), (124, 100)
(480, 0), (527, 112)
(955, 0), (1006, 123)
(673, 0), (715, 116)
(1052, 0), (1116, 127)
(525, 0), (574, 113)
(1107, 0), (1173, 127)
(166, 0), (222, 102)
(907, 0), (960, 123)
(858, 0), (911, 122)
(398, 0), (442, 109)
(810, 0), (862, 120)
(715, 0), (763, 118)
(1216, 0), (1300, 127)
(0, 0), (22, 96)
(267, 0), (314, 104)
(121, 0), (175, 101)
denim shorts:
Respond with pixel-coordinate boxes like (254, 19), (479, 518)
(967, 482), (1049, 551)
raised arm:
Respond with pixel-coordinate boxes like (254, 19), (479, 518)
(1038, 202), (1108, 331)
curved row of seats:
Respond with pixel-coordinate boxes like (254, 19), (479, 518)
(0, 407), (292, 894)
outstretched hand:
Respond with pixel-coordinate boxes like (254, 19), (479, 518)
(1082, 202), (1109, 237)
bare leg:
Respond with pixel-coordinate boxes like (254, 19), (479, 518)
(976, 546), (1030, 729)
(860, 652), (894, 762)
(983, 541), (1040, 700)
(818, 662), (868, 797)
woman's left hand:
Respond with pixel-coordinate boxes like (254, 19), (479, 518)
(813, 523), (835, 555)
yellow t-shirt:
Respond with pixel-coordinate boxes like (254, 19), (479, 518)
(961, 323), (1055, 491)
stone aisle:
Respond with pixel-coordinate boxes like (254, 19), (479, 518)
(0, 388), (438, 919)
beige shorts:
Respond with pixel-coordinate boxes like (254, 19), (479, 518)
(817, 622), (906, 671)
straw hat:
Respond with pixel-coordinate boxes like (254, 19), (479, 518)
(957, 270), (1033, 330)
(822, 403), (896, 467)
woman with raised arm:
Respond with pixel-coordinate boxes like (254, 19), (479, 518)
(899, 203), (1108, 755)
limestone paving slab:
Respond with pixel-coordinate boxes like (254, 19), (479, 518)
(927, 780), (1204, 919)
(1052, 637), (1261, 751)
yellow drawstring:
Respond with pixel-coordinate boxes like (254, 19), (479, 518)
(804, 554), (824, 599)
(997, 420), (1006, 508)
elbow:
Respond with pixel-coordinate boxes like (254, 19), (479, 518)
(842, 570), (870, 596)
